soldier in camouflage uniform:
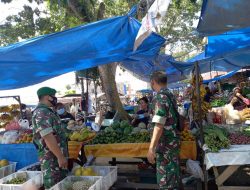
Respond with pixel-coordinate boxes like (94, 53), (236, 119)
(147, 71), (181, 190)
(32, 87), (68, 189)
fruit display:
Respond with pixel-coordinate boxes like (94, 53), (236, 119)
(4, 177), (26, 184)
(15, 133), (33, 144)
(73, 167), (97, 176)
(70, 181), (94, 190)
(92, 121), (151, 144)
(181, 129), (195, 141)
(0, 159), (9, 168)
(191, 74), (211, 120)
(26, 164), (41, 171)
(69, 128), (96, 142)
(204, 125), (230, 152)
(240, 108), (250, 121)
(210, 98), (227, 107)
(229, 133), (250, 145)
(243, 126), (250, 136)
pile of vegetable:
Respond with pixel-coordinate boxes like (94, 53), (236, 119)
(181, 129), (195, 141)
(204, 125), (230, 152)
(91, 121), (151, 144)
(210, 98), (227, 107)
(4, 177), (26, 184)
(229, 133), (250, 145)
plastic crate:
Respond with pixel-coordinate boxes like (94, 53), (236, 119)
(0, 171), (42, 190)
(49, 176), (102, 190)
(18, 162), (40, 172)
(72, 166), (117, 190)
(0, 162), (17, 180)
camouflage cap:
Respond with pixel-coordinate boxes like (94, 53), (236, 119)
(37, 87), (56, 97)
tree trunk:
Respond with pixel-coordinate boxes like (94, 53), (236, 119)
(98, 63), (129, 120)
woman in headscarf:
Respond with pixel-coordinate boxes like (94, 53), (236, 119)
(230, 87), (250, 110)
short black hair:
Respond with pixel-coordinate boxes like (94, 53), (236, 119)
(139, 97), (149, 104)
(56, 102), (64, 109)
(150, 71), (167, 85)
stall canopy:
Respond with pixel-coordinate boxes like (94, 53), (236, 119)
(197, 0), (250, 36)
(206, 27), (250, 57)
(0, 7), (165, 90)
(121, 54), (186, 83)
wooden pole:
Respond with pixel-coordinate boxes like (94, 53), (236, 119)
(195, 62), (208, 190)
(195, 61), (204, 145)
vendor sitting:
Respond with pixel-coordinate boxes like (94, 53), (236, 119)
(56, 103), (75, 122)
(230, 87), (250, 110)
(132, 97), (150, 127)
(204, 86), (213, 102)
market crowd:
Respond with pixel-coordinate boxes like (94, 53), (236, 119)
(31, 71), (187, 190)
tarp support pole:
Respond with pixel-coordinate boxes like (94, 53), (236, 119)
(195, 61), (208, 190)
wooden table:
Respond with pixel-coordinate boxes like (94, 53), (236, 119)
(205, 145), (250, 190)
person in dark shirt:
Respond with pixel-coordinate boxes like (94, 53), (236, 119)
(204, 86), (213, 102)
(56, 103), (75, 121)
(132, 97), (150, 127)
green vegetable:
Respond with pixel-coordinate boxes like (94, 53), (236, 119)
(204, 124), (230, 152)
(111, 121), (120, 130)
(120, 120), (129, 129)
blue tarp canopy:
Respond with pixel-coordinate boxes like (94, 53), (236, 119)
(121, 54), (186, 83)
(197, 0), (250, 36)
(206, 27), (250, 57)
(0, 8), (165, 90)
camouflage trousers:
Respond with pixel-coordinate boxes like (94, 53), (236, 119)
(156, 150), (181, 190)
(41, 159), (68, 189)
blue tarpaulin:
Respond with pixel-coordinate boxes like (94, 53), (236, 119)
(206, 27), (250, 57)
(122, 54), (186, 83)
(197, 0), (250, 36)
(0, 144), (38, 170)
(0, 7), (165, 90)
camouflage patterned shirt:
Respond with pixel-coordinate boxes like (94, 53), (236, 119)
(151, 88), (180, 153)
(32, 103), (68, 160)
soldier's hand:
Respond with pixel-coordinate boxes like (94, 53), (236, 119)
(147, 148), (156, 164)
(58, 156), (68, 169)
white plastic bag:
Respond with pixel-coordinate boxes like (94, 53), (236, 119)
(18, 119), (30, 129)
(2, 130), (19, 144)
(186, 159), (204, 181)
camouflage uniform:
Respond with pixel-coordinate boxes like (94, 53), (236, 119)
(152, 88), (181, 190)
(32, 103), (68, 189)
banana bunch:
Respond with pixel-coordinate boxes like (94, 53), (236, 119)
(191, 74), (211, 120)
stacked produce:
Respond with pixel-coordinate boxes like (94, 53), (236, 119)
(0, 159), (9, 168)
(229, 133), (250, 145)
(191, 74), (211, 120)
(240, 108), (250, 121)
(15, 130), (33, 144)
(204, 125), (230, 152)
(69, 128), (96, 142)
(70, 181), (94, 190)
(0, 104), (20, 128)
(73, 167), (97, 176)
(4, 177), (26, 184)
(92, 121), (151, 144)
(181, 129), (195, 141)
(210, 98), (227, 107)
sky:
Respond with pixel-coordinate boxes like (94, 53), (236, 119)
(0, 1), (148, 106)
(0, 1), (77, 105)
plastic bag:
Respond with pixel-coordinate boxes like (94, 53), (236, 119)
(186, 159), (204, 181)
(2, 130), (19, 144)
(224, 104), (241, 124)
(5, 121), (20, 131)
(18, 119), (30, 129)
